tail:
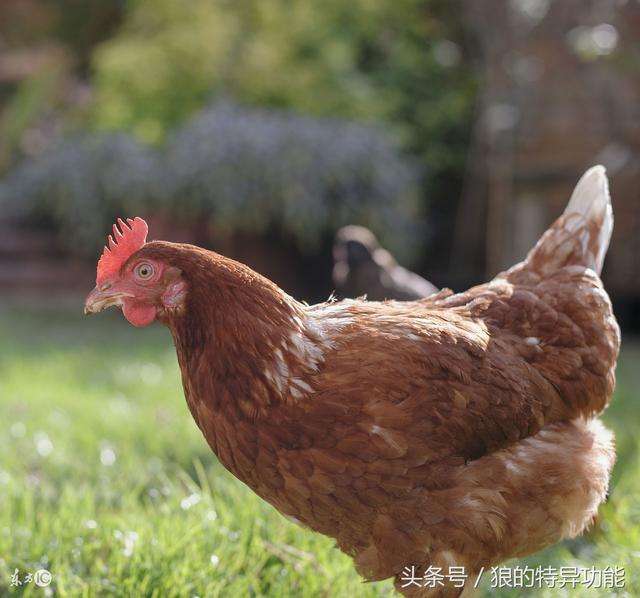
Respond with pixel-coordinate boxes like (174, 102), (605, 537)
(524, 165), (613, 276)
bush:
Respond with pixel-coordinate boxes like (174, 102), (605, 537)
(162, 102), (421, 255)
(0, 133), (160, 253)
(0, 102), (422, 259)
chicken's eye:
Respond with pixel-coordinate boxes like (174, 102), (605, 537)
(134, 262), (155, 281)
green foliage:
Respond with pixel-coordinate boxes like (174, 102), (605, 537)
(0, 307), (638, 596)
(0, 65), (66, 172)
(91, 0), (237, 144)
(0, 0), (475, 268)
(91, 0), (475, 173)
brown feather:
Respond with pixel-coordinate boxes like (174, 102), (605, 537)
(120, 170), (619, 596)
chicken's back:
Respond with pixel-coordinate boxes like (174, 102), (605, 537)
(438, 264), (619, 424)
(444, 165), (620, 421)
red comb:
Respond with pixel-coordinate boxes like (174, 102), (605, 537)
(96, 217), (148, 284)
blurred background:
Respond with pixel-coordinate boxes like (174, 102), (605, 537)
(1, 1), (639, 596)
(0, 0), (637, 314)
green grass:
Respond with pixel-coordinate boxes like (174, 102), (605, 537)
(0, 303), (638, 597)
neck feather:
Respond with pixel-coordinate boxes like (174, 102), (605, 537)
(163, 247), (323, 420)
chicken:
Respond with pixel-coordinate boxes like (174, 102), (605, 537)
(85, 166), (619, 597)
(333, 225), (438, 300)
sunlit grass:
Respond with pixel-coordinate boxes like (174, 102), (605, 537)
(0, 304), (638, 596)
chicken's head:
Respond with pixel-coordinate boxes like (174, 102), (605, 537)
(84, 217), (187, 327)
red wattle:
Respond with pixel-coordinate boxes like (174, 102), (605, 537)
(122, 300), (157, 327)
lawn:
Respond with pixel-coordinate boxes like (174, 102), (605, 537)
(0, 303), (638, 597)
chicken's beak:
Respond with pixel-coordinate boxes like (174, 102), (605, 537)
(84, 285), (131, 315)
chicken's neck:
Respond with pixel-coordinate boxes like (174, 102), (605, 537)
(165, 266), (322, 423)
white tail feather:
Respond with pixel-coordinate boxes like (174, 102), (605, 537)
(524, 166), (613, 276)
(563, 165), (613, 274)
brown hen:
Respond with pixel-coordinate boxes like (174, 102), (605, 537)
(85, 166), (619, 597)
